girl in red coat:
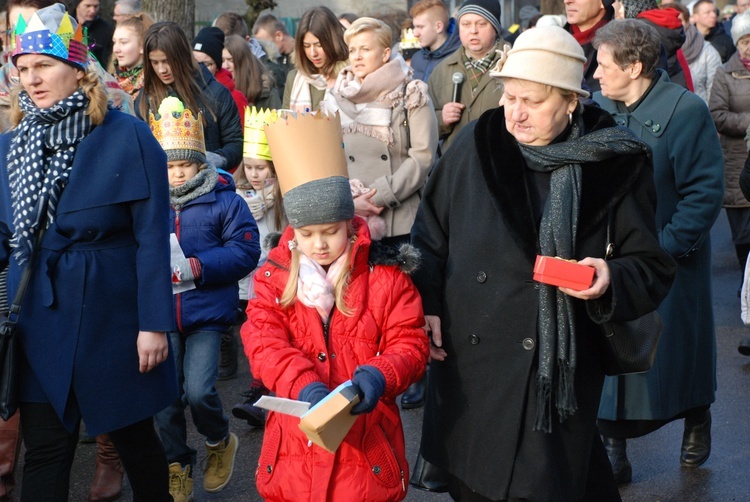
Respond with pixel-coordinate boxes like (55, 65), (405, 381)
(241, 112), (429, 501)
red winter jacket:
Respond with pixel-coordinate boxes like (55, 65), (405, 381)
(214, 68), (248, 124)
(242, 217), (428, 502)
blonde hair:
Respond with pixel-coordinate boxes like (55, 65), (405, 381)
(10, 64), (108, 127)
(233, 158), (285, 231)
(280, 223), (355, 316)
(344, 17), (392, 49)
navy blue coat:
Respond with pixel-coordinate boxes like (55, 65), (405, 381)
(0, 110), (178, 436)
(595, 70), (724, 421)
(171, 173), (260, 333)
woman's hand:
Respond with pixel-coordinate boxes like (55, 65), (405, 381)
(559, 257), (611, 300)
(441, 102), (465, 126)
(353, 191), (384, 217)
(425, 315), (448, 361)
(137, 331), (168, 373)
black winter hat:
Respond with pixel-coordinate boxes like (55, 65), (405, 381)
(192, 27), (225, 67)
(458, 0), (502, 35)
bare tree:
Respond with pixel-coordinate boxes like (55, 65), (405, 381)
(245, 0), (277, 31)
(143, 0), (195, 37)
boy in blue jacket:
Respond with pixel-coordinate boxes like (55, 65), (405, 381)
(150, 97), (260, 501)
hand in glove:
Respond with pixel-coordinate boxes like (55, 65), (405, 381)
(350, 365), (386, 415)
(298, 382), (329, 407)
(172, 257), (201, 283)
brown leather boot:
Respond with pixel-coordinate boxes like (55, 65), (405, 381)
(0, 412), (21, 501)
(88, 434), (124, 502)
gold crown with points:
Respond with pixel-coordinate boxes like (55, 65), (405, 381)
(149, 97), (206, 163)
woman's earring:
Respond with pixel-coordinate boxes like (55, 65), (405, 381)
(568, 112), (573, 125)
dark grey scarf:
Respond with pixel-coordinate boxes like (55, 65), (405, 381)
(518, 114), (650, 433)
(169, 165), (218, 210)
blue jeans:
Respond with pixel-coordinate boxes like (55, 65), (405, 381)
(155, 329), (229, 467)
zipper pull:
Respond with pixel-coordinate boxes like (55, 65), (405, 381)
(401, 470), (405, 491)
(308, 440), (313, 447)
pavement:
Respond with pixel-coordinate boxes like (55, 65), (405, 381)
(11, 210), (750, 501)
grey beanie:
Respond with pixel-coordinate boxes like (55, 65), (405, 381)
(458, 0), (502, 35)
(165, 148), (206, 166)
(283, 176), (355, 228)
(732, 10), (750, 45)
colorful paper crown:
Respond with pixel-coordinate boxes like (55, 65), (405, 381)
(149, 97), (206, 164)
(12, 3), (88, 68)
(243, 107), (277, 161)
(263, 111), (347, 195)
(400, 28), (420, 50)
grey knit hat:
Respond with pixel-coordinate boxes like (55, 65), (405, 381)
(458, 0), (502, 35)
(284, 176), (355, 228)
(732, 10), (750, 45)
(623, 0), (658, 19)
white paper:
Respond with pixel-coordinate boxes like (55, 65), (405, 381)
(170, 233), (196, 294)
(254, 395), (311, 417)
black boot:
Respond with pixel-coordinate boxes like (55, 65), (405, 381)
(232, 385), (268, 427)
(218, 329), (238, 381)
(681, 409), (711, 467)
(602, 436), (632, 485)
(401, 373), (427, 410)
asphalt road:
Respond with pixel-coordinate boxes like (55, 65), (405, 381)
(11, 210), (750, 501)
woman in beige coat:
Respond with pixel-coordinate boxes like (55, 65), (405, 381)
(323, 17), (439, 247)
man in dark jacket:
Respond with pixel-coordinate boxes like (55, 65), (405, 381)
(410, 0), (462, 82)
(76, 0), (114, 65)
(693, 0), (736, 61)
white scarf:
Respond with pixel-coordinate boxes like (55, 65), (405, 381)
(288, 71), (328, 112)
(296, 241), (351, 323)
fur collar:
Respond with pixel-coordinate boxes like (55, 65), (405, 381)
(474, 105), (649, 262)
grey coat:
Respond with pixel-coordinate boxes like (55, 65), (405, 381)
(709, 52), (750, 207)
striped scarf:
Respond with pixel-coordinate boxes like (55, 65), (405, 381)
(7, 90), (93, 264)
(462, 44), (499, 93)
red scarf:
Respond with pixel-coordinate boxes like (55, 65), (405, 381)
(742, 56), (750, 71)
(570, 15), (610, 46)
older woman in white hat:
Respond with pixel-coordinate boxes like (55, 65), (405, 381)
(410, 25), (676, 501)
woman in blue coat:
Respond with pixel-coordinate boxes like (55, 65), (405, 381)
(0, 5), (177, 500)
(592, 20), (724, 483)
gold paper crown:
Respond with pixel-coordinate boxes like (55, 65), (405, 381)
(243, 107), (277, 161)
(263, 111), (347, 195)
(400, 28), (420, 50)
(149, 97), (205, 160)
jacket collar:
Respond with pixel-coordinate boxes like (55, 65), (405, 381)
(474, 105), (647, 261)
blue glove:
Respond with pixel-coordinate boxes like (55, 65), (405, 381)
(298, 382), (329, 407)
(350, 365), (386, 415)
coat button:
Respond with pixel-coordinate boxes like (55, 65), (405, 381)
(264, 270), (271, 277)
(468, 334), (480, 345)
(317, 352), (326, 362)
(644, 119), (653, 126)
(522, 338), (535, 350)
(652, 124), (661, 132)
(381, 154), (388, 161)
(372, 465), (381, 474)
(477, 271), (487, 283)
(389, 201), (398, 208)
(349, 155), (355, 162)
(331, 353), (336, 359)
(266, 465), (272, 473)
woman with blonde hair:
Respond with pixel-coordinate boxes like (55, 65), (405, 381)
(0, 4), (177, 500)
(110, 12), (154, 99)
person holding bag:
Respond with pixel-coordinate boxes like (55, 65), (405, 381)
(0, 4), (178, 500)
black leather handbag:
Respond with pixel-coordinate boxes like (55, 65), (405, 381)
(600, 213), (663, 376)
(0, 228), (45, 421)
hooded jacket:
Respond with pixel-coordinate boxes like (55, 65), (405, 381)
(213, 67), (249, 124)
(171, 172), (260, 333)
(705, 22), (737, 63)
(410, 18), (462, 82)
(243, 217), (429, 502)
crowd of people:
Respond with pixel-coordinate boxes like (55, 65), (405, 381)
(0, 0), (743, 500)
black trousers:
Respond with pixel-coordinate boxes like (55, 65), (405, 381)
(20, 402), (171, 501)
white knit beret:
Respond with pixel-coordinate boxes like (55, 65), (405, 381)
(490, 26), (589, 97)
(732, 10), (750, 45)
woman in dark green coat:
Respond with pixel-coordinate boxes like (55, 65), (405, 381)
(593, 19), (724, 484)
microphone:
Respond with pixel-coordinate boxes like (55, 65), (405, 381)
(451, 72), (464, 103)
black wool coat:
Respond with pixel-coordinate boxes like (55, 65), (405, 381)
(410, 105), (676, 501)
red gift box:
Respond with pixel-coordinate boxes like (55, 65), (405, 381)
(533, 255), (595, 291)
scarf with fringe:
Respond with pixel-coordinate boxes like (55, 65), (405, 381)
(325, 56), (413, 146)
